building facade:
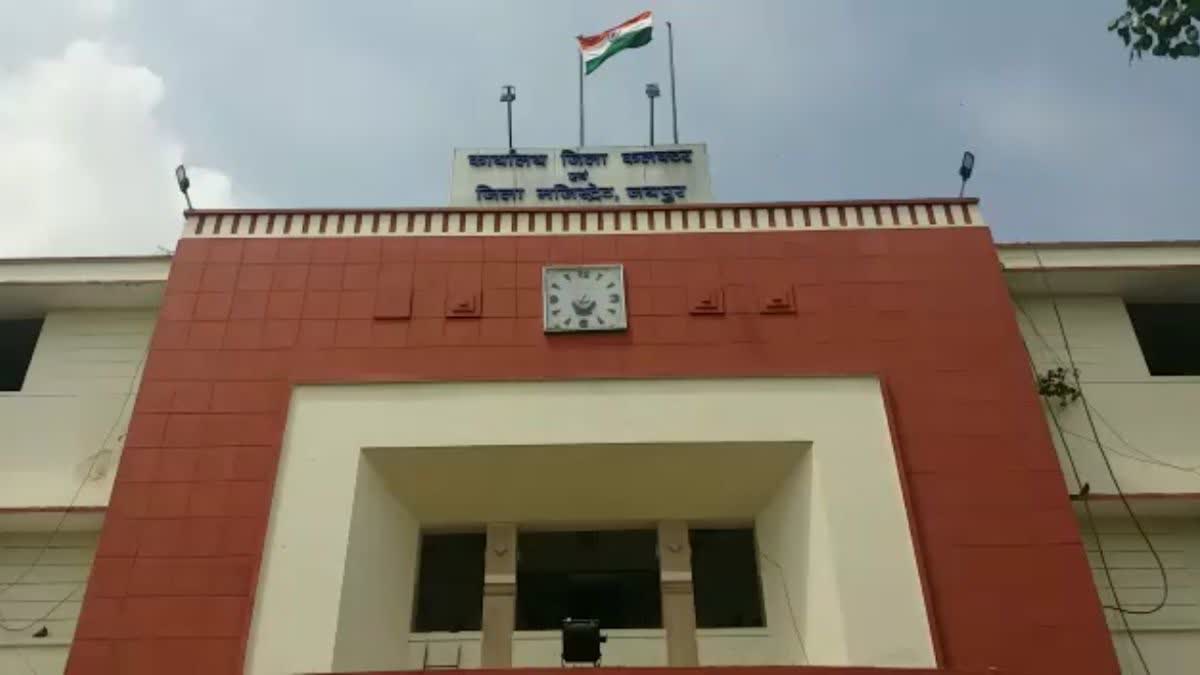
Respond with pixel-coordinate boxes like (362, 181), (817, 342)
(0, 201), (1196, 675)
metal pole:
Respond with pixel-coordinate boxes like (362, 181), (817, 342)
(649, 97), (655, 146)
(667, 21), (679, 144)
(506, 98), (514, 152)
(183, 192), (193, 210)
(578, 43), (585, 147)
(958, 179), (966, 198)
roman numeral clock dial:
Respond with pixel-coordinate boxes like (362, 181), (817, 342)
(542, 265), (628, 333)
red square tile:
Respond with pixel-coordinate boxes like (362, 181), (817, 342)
(243, 239), (278, 264)
(651, 287), (687, 315)
(151, 320), (190, 350)
(211, 382), (287, 412)
(484, 237), (517, 261)
(382, 237), (417, 261)
(516, 237), (549, 261)
(266, 291), (304, 319)
(74, 597), (126, 639)
(164, 414), (211, 448)
(109, 483), (150, 518)
(342, 263), (379, 290)
(223, 320), (264, 349)
(126, 414), (168, 447)
(147, 483), (191, 517)
(346, 238), (382, 263)
(483, 289), (517, 317)
(271, 264), (308, 291)
(338, 290), (375, 319)
(166, 263), (204, 294)
(116, 447), (159, 483)
(199, 264), (238, 292)
(161, 293), (197, 321)
(262, 319), (299, 348)
(230, 291), (269, 319)
(298, 319), (336, 347)
(515, 262), (542, 289)
(336, 320), (373, 347)
(372, 320), (409, 347)
(207, 240), (244, 263)
(275, 238), (312, 263)
(411, 289), (444, 318)
(186, 322), (226, 349)
(171, 382), (213, 412)
(193, 293), (232, 321)
(480, 318), (515, 344)
(413, 262), (449, 289)
(374, 286), (412, 320)
(311, 238), (348, 263)
(301, 290), (339, 319)
(483, 262), (516, 289)
(156, 449), (199, 482)
(516, 289), (543, 317)
(228, 446), (277, 481)
(379, 262), (413, 287)
(307, 264), (343, 290)
(236, 264), (273, 291)
(97, 517), (142, 557)
(188, 482), (229, 517)
(226, 481), (270, 517)
(223, 517), (264, 555)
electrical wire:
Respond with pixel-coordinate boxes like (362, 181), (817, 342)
(1013, 301), (1200, 480)
(1024, 251), (1165, 674)
(1019, 328), (1152, 674)
(0, 346), (147, 633)
(756, 551), (810, 665)
(1014, 288), (1170, 613)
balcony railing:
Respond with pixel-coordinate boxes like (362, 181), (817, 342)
(183, 198), (983, 239)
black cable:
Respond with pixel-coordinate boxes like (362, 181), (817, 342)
(1016, 304), (1152, 675)
(1024, 253), (1165, 674)
(1029, 252), (1168, 615)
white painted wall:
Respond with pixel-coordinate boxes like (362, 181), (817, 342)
(246, 378), (934, 674)
(1016, 296), (1200, 495)
(1079, 515), (1200, 675)
(0, 530), (98, 675)
(331, 453), (420, 672)
(0, 310), (153, 509)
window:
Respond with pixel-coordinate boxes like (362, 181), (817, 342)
(1126, 303), (1200, 376)
(516, 529), (661, 630)
(412, 532), (485, 632)
(0, 318), (43, 391)
(690, 528), (765, 628)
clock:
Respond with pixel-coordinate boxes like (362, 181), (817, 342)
(542, 265), (628, 333)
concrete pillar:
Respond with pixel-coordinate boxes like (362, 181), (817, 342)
(658, 520), (699, 666)
(481, 523), (517, 668)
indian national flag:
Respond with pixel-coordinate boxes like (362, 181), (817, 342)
(578, 11), (653, 75)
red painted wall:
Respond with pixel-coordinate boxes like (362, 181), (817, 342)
(66, 228), (1118, 675)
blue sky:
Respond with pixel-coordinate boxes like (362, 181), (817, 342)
(2, 1), (1196, 256)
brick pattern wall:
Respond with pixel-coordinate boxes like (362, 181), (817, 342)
(66, 229), (1118, 675)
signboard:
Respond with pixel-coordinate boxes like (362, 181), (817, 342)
(449, 144), (713, 207)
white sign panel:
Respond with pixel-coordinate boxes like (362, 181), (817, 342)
(450, 144), (713, 208)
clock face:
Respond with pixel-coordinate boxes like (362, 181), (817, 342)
(543, 265), (627, 333)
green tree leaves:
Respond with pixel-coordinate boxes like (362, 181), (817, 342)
(1109, 0), (1200, 60)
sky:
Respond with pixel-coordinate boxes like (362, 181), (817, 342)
(0, 1), (1196, 257)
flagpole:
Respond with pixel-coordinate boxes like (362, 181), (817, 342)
(577, 39), (585, 147)
(667, 21), (679, 144)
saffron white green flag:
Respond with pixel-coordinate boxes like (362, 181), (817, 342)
(577, 11), (653, 75)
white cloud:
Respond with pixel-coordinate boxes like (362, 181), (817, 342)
(0, 40), (236, 257)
